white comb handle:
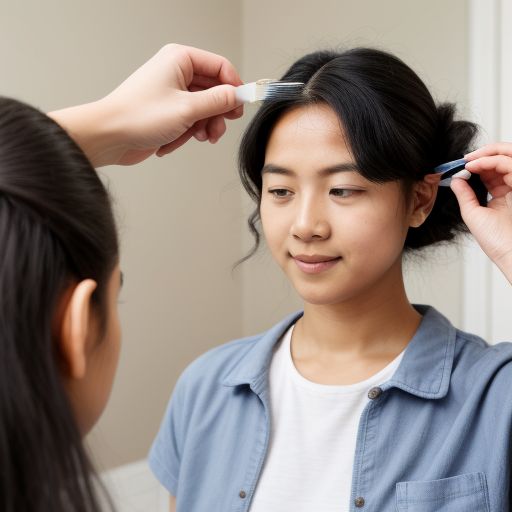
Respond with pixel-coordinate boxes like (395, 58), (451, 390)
(235, 82), (258, 103)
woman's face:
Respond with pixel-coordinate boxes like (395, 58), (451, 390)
(260, 104), (416, 306)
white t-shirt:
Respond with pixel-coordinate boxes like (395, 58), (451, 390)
(249, 323), (405, 512)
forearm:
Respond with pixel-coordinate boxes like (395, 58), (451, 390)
(48, 98), (123, 167)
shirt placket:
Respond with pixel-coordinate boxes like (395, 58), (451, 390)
(349, 386), (384, 511)
(233, 385), (271, 512)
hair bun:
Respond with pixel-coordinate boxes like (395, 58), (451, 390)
(406, 102), (487, 249)
(434, 103), (478, 164)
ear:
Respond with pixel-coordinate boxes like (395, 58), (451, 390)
(59, 279), (98, 379)
(408, 179), (438, 228)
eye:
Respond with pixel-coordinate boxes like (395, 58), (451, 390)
(330, 188), (358, 198)
(268, 188), (292, 199)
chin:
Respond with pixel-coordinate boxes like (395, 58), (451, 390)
(295, 286), (359, 306)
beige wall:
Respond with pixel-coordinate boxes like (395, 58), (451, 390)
(0, 1), (244, 469)
(1, 1), (470, 470)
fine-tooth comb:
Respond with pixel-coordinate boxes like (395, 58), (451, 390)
(433, 158), (471, 186)
(235, 79), (304, 103)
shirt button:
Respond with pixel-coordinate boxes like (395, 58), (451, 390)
(368, 386), (382, 400)
(239, 490), (247, 499)
(355, 496), (365, 507)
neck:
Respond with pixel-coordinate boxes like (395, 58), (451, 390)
(294, 260), (421, 359)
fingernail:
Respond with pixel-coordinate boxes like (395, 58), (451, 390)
(452, 169), (471, 180)
(464, 151), (477, 161)
(196, 129), (208, 141)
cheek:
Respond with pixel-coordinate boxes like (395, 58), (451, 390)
(260, 203), (288, 251)
(109, 307), (122, 366)
(339, 203), (408, 256)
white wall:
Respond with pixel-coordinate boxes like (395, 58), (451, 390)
(465, 0), (512, 342)
(100, 461), (168, 512)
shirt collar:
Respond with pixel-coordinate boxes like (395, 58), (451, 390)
(222, 305), (456, 400)
(383, 305), (456, 399)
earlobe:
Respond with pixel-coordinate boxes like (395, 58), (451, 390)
(59, 279), (98, 380)
(409, 180), (438, 228)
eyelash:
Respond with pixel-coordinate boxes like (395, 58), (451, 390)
(268, 188), (358, 199)
(330, 188), (357, 198)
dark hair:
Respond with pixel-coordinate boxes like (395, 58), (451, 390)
(0, 97), (118, 511)
(238, 48), (487, 261)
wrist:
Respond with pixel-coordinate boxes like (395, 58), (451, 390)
(48, 97), (124, 167)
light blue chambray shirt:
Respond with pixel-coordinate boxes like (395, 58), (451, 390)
(149, 305), (512, 511)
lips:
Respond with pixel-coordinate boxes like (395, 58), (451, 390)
(291, 254), (341, 274)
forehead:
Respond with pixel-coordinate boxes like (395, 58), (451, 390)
(264, 103), (352, 167)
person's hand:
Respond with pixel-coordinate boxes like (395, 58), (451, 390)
(49, 44), (244, 166)
(450, 142), (512, 283)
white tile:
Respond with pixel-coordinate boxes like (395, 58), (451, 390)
(100, 460), (169, 512)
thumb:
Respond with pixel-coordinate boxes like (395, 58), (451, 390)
(185, 84), (241, 123)
(450, 178), (481, 222)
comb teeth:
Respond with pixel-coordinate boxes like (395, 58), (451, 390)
(236, 79), (304, 103)
(432, 158), (469, 187)
(260, 81), (304, 101)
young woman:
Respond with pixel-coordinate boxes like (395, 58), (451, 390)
(0, 43), (243, 512)
(149, 48), (512, 512)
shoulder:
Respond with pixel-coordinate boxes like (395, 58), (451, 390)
(452, 327), (512, 385)
(173, 310), (302, 398)
(177, 333), (262, 390)
(454, 327), (512, 361)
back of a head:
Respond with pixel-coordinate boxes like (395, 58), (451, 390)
(239, 47), (487, 258)
(0, 97), (118, 511)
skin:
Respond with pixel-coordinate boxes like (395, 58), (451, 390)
(49, 44), (244, 167)
(57, 265), (123, 435)
(452, 143), (512, 283)
(259, 104), (438, 385)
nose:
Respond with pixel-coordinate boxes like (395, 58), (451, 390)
(290, 196), (330, 242)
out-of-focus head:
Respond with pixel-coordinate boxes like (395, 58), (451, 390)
(0, 96), (120, 511)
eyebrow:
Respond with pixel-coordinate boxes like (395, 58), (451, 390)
(261, 163), (359, 176)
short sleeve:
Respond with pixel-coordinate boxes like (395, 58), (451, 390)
(148, 375), (187, 496)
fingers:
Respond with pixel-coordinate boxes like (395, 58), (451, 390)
(205, 115), (226, 143)
(465, 156), (512, 195)
(191, 119), (208, 141)
(188, 84), (244, 120)
(190, 74), (226, 90)
(156, 129), (195, 156)
(465, 142), (512, 161)
(191, 116), (227, 144)
(184, 83), (242, 122)
(223, 104), (244, 120)
(156, 115), (228, 157)
(465, 154), (512, 175)
(450, 177), (482, 222)
(507, 191), (512, 211)
(169, 44), (243, 86)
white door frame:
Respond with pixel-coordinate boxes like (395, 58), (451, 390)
(465, 0), (511, 342)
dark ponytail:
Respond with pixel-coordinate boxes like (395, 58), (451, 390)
(0, 97), (118, 511)
(238, 47), (487, 259)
